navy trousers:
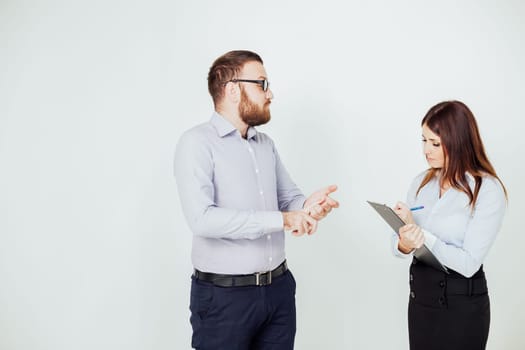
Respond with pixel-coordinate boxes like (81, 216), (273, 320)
(189, 269), (297, 350)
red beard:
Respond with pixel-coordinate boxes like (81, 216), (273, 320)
(238, 88), (271, 126)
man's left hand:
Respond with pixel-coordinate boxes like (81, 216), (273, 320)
(304, 184), (339, 221)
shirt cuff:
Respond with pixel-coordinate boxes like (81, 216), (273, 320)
(292, 196), (307, 211)
(393, 236), (413, 258)
(256, 211), (284, 235)
(422, 229), (438, 250)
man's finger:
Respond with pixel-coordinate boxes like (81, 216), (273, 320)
(323, 198), (339, 209)
(319, 201), (330, 210)
(308, 218), (318, 235)
(304, 214), (318, 234)
(294, 223), (305, 236)
(292, 229), (304, 237)
(314, 204), (325, 215)
(323, 184), (338, 195)
(302, 221), (309, 235)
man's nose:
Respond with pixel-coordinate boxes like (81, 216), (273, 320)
(266, 88), (273, 100)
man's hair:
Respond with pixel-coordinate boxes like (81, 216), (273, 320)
(207, 50), (263, 106)
(417, 100), (507, 206)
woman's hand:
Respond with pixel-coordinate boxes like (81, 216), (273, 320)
(393, 201), (415, 225)
(398, 224), (425, 254)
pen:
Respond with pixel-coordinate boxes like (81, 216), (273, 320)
(410, 206), (424, 211)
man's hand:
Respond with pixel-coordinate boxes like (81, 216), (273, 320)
(303, 184), (339, 221)
(282, 211), (318, 236)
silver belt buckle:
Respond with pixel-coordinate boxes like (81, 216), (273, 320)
(255, 270), (272, 286)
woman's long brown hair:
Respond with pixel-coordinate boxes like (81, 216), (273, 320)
(417, 101), (507, 207)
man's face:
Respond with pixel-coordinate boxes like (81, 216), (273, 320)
(239, 87), (271, 126)
(237, 61), (273, 127)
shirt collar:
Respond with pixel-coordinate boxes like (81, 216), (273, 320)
(210, 112), (257, 140)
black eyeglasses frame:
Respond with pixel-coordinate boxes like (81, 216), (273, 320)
(229, 79), (269, 92)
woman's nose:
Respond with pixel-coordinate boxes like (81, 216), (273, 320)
(423, 143), (432, 155)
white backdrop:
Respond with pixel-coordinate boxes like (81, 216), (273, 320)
(1, 0), (524, 349)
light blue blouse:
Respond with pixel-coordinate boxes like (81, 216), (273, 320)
(393, 170), (506, 277)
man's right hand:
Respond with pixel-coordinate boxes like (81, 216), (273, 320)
(282, 211), (318, 236)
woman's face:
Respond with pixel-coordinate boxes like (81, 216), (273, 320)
(422, 124), (445, 169)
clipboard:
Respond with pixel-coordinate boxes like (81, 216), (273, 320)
(367, 200), (449, 274)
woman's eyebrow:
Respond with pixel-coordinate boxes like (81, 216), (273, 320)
(422, 135), (438, 141)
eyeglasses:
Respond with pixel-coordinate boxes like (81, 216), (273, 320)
(229, 79), (270, 92)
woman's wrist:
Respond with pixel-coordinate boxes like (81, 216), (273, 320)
(398, 240), (414, 254)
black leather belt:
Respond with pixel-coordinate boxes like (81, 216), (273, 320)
(193, 260), (288, 287)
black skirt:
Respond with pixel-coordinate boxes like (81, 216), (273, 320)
(408, 257), (490, 350)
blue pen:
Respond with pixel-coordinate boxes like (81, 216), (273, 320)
(410, 206), (424, 211)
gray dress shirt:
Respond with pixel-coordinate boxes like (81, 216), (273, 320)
(174, 112), (306, 274)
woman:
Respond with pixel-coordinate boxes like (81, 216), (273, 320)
(392, 100), (507, 350)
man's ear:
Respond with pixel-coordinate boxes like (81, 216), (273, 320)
(224, 81), (241, 103)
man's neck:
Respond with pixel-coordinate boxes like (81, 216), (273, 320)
(216, 107), (249, 138)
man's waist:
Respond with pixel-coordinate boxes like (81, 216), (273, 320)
(193, 260), (288, 287)
(191, 237), (285, 274)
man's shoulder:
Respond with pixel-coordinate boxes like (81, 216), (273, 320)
(184, 120), (215, 137)
(175, 122), (217, 157)
(179, 121), (216, 143)
(253, 130), (275, 145)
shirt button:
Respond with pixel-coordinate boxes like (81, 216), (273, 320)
(255, 169), (259, 173)
(410, 274), (414, 281)
(248, 148), (253, 153)
(410, 291), (416, 299)
(260, 191), (264, 195)
(269, 257), (273, 262)
(267, 235), (271, 240)
(439, 281), (445, 288)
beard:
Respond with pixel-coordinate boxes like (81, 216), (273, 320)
(238, 88), (271, 126)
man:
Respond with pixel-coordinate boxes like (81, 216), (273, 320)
(174, 50), (338, 350)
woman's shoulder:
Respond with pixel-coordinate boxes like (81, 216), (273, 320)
(467, 172), (503, 189)
(412, 169), (431, 184)
(407, 169), (433, 194)
(481, 174), (505, 193)
(468, 173), (506, 200)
